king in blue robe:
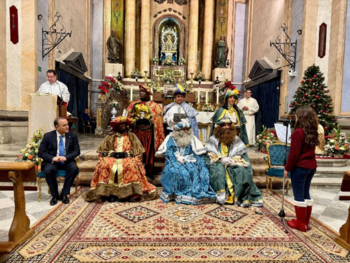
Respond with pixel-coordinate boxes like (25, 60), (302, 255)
(156, 119), (217, 205)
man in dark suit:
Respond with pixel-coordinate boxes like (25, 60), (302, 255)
(38, 117), (80, 206)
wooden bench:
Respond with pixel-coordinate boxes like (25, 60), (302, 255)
(0, 162), (36, 254)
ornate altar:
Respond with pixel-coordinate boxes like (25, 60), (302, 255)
(151, 65), (186, 86)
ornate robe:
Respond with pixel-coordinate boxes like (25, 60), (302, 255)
(163, 102), (199, 138)
(210, 106), (249, 145)
(127, 100), (165, 150)
(205, 135), (262, 205)
(237, 97), (259, 145)
(84, 131), (157, 202)
(127, 100), (165, 176)
(156, 134), (217, 205)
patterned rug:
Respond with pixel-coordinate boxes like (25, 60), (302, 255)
(4, 187), (350, 262)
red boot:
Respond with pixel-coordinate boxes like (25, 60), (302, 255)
(305, 199), (313, 231)
(287, 201), (307, 232)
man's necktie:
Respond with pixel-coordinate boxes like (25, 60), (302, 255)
(59, 135), (65, 165)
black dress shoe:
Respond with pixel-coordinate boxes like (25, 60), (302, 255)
(50, 196), (59, 206)
(107, 195), (118, 203)
(61, 194), (70, 204)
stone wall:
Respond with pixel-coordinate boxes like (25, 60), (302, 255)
(248, 0), (285, 73)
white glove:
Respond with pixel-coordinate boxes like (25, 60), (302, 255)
(220, 157), (232, 165)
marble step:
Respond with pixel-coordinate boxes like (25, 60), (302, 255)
(316, 158), (350, 167)
(311, 177), (343, 189)
(314, 166), (350, 178)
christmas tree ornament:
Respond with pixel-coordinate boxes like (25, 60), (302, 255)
(313, 75), (317, 78)
(316, 95), (319, 99)
(309, 79), (312, 82)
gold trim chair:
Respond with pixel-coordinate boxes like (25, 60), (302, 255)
(37, 157), (79, 201)
(264, 143), (291, 194)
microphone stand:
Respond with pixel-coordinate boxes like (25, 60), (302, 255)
(278, 119), (291, 233)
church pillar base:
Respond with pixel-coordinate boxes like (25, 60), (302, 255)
(105, 63), (124, 77)
(212, 68), (232, 82)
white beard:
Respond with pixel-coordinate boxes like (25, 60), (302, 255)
(172, 130), (193, 148)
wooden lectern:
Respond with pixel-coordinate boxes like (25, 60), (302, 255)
(28, 93), (58, 142)
(0, 162), (36, 254)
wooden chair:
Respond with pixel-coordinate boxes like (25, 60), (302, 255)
(37, 157), (79, 201)
(82, 120), (92, 134)
(265, 143), (291, 194)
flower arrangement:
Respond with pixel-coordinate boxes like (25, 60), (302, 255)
(17, 129), (43, 167)
(131, 68), (141, 79)
(196, 71), (204, 81)
(152, 56), (159, 65)
(162, 70), (176, 84)
(179, 57), (186, 66)
(98, 76), (123, 95)
(149, 81), (158, 92)
(163, 56), (175, 66)
(324, 125), (349, 157)
(256, 126), (278, 151)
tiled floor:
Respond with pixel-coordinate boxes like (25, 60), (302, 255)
(0, 133), (349, 242)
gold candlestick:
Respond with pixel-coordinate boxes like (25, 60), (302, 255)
(189, 72), (194, 92)
(144, 71), (148, 84)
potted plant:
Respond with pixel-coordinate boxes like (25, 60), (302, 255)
(162, 70), (176, 84)
(131, 68), (141, 79)
(324, 125), (350, 157)
(152, 56), (159, 65)
(196, 71), (204, 81)
(256, 126), (278, 152)
(179, 57), (186, 66)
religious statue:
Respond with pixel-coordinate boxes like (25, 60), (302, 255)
(106, 30), (121, 63)
(160, 27), (178, 65)
(216, 35), (229, 68)
(163, 35), (174, 52)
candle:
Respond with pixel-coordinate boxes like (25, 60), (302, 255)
(130, 85), (133, 101)
(205, 91), (208, 104)
(197, 90), (200, 103)
(216, 89), (219, 104)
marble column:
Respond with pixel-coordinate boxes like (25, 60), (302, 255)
(187, 0), (199, 78)
(201, 0), (215, 80)
(298, 0), (318, 83)
(125, 0), (136, 77)
(140, 0), (150, 77)
(0, 0), (6, 110)
(328, 0), (347, 115)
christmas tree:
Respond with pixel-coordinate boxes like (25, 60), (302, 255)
(288, 64), (338, 135)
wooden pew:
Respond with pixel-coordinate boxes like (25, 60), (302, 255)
(0, 162), (36, 254)
(335, 206), (350, 250)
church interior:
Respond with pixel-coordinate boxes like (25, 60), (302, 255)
(1, 0), (350, 261)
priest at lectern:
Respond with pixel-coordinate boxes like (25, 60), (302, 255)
(37, 69), (70, 117)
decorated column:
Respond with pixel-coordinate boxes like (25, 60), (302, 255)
(140, 0), (151, 77)
(202, 0), (215, 80)
(125, 0), (136, 77)
(187, 0), (199, 78)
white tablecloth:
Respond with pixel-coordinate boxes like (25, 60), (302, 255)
(196, 112), (214, 124)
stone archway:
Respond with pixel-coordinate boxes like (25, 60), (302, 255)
(153, 14), (186, 63)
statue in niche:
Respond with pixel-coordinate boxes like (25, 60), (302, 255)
(160, 27), (178, 65)
(106, 30), (121, 63)
(216, 35), (229, 68)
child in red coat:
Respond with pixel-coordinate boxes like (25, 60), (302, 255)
(284, 106), (319, 232)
